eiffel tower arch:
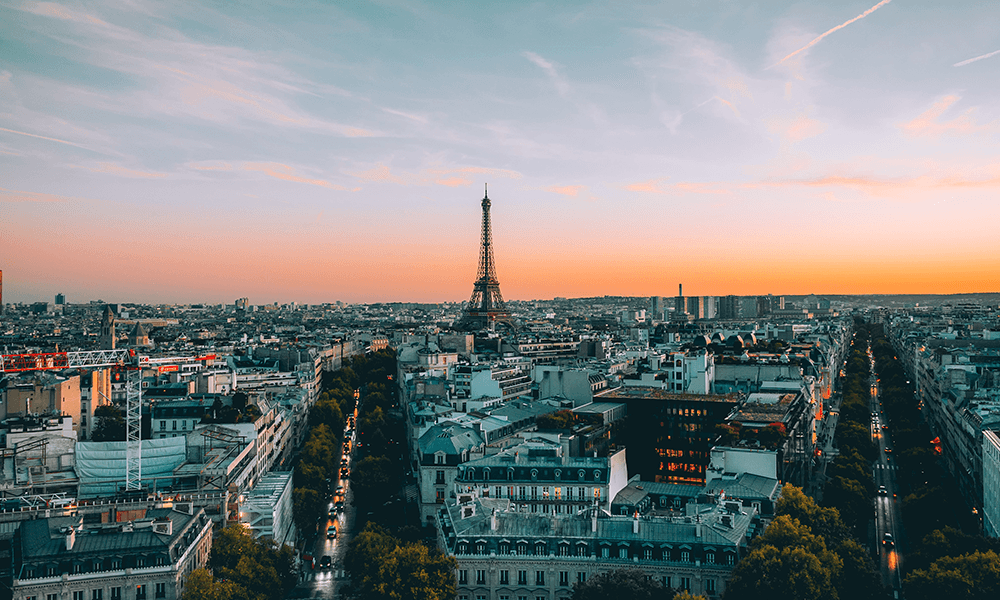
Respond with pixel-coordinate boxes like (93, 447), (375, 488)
(460, 185), (513, 331)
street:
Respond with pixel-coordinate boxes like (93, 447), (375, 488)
(289, 426), (359, 599)
(869, 351), (904, 595)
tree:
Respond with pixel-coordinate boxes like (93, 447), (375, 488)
(346, 524), (455, 600)
(537, 410), (576, 430)
(572, 567), (675, 600)
(823, 476), (871, 536)
(351, 455), (393, 507)
(834, 539), (887, 600)
(181, 568), (240, 600)
(723, 516), (841, 600)
(372, 543), (457, 600)
(904, 551), (1000, 600)
(91, 404), (126, 441)
(208, 524), (296, 600)
(775, 485), (849, 548)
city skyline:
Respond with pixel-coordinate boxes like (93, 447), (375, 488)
(3, 1), (999, 305)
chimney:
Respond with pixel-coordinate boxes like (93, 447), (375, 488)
(696, 522), (702, 538)
(65, 527), (76, 551)
(490, 508), (497, 531)
(679, 283), (683, 296)
(591, 507), (598, 533)
(632, 512), (639, 534)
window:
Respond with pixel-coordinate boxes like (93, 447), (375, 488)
(727, 553), (735, 566)
(559, 571), (569, 586)
(436, 490), (445, 503)
(681, 550), (691, 562)
(706, 579), (717, 594)
(643, 548), (652, 560)
(459, 570), (468, 584)
(517, 543), (528, 556)
(518, 570), (527, 585)
(48, 595), (58, 600)
(172, 420), (177, 430)
(74, 593), (85, 600)
(476, 596), (487, 600)
(435, 453), (445, 465)
(680, 577), (691, 591)
(110, 589), (121, 600)
(159, 421), (166, 431)
(136, 558), (145, 568)
(706, 552), (715, 564)
(476, 570), (486, 585)
(155, 583), (165, 599)
(662, 576), (670, 588)
(559, 545), (569, 556)
(25, 596), (36, 600)
(500, 542), (510, 555)
(535, 543), (546, 556)
(111, 559), (122, 570)
(535, 571), (545, 586)
(92, 589), (103, 600)
(576, 545), (587, 557)
(74, 564), (82, 574)
(47, 565), (56, 576)
(476, 542), (486, 555)
(619, 547), (628, 559)
(577, 572), (587, 584)
(495, 486), (502, 498)
(135, 586), (146, 600)
(499, 570), (509, 585)
(601, 547), (609, 558)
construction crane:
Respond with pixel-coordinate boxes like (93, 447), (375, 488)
(0, 349), (216, 492)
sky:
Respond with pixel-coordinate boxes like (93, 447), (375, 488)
(2, 0), (1000, 305)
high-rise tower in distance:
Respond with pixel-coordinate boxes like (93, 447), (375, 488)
(460, 185), (512, 330)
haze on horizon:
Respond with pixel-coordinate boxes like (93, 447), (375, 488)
(2, 0), (999, 306)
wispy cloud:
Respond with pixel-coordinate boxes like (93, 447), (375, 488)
(381, 107), (428, 124)
(243, 163), (354, 189)
(349, 164), (523, 187)
(0, 126), (99, 152)
(954, 49), (1000, 67)
(522, 51), (570, 97)
(899, 95), (991, 138)
(0, 187), (75, 203)
(769, 0), (894, 69)
(90, 162), (167, 178)
(545, 185), (585, 197)
(767, 114), (827, 143)
(625, 178), (729, 195)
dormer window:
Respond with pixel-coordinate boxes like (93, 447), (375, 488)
(554, 469), (561, 479)
(435, 452), (445, 465)
(578, 470), (586, 481)
(593, 470), (601, 481)
(530, 469), (538, 481)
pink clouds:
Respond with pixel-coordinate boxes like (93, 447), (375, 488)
(545, 185), (585, 197)
(244, 162), (351, 189)
(0, 187), (73, 203)
(900, 95), (991, 138)
(767, 114), (827, 143)
(90, 162), (167, 178)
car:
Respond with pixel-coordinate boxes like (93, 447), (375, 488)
(329, 506), (337, 516)
(336, 485), (345, 495)
(878, 485), (887, 496)
(335, 501), (345, 513)
(341, 468), (350, 478)
(885, 448), (892, 454)
(319, 555), (332, 568)
(327, 525), (338, 539)
(882, 424), (888, 430)
(883, 532), (894, 547)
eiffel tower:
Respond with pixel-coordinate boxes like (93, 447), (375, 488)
(461, 185), (512, 330)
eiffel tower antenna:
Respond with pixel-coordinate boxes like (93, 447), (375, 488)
(461, 184), (511, 330)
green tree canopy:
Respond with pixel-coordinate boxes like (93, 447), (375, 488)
(571, 567), (675, 600)
(91, 404), (126, 441)
(904, 550), (1000, 600)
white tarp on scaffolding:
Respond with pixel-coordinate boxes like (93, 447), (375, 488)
(76, 437), (187, 497)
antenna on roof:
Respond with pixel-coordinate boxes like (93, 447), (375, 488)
(484, 183), (488, 199)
